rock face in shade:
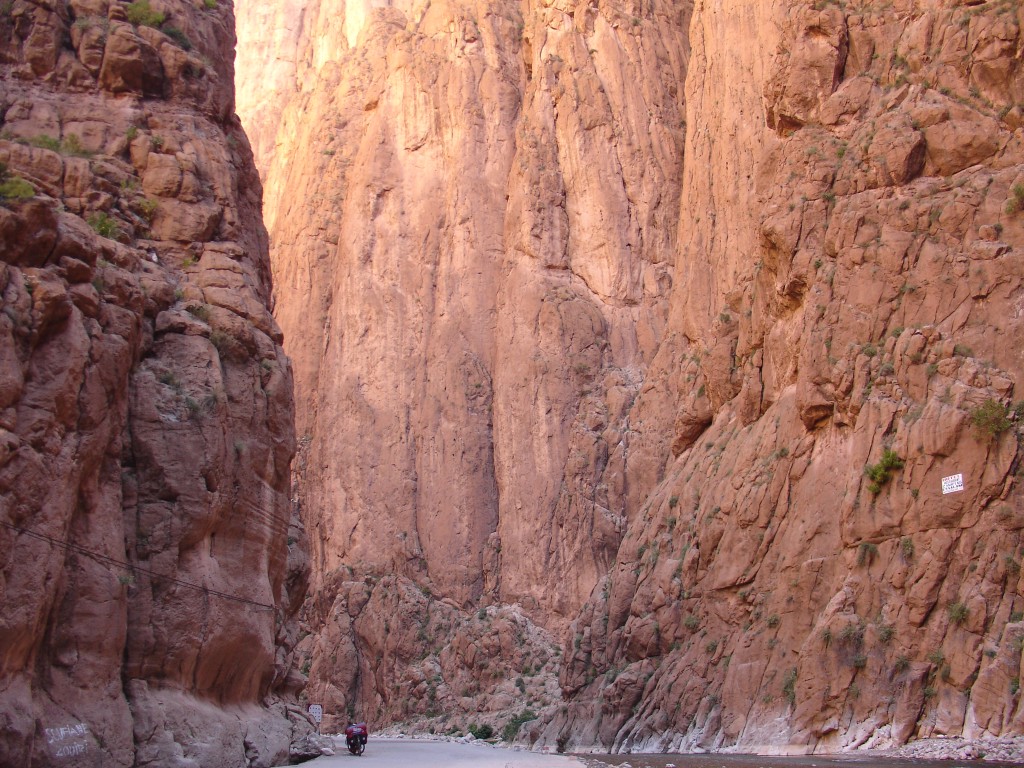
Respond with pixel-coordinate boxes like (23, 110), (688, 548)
(239, 0), (690, 615)
(236, 0), (692, 729)
(0, 1), (317, 766)
(239, 0), (1024, 754)
(236, 0), (691, 729)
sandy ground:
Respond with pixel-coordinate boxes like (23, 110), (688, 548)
(293, 737), (585, 767)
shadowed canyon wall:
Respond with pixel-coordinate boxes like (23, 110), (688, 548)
(237, 0), (692, 734)
(0, 1), (317, 765)
(241, 0), (1024, 753)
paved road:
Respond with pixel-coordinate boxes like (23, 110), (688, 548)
(297, 737), (585, 767)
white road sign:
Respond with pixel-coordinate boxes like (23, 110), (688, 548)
(942, 474), (964, 495)
(308, 704), (323, 724)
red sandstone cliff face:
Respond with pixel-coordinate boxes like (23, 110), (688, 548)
(0, 1), (314, 765)
(240, 0), (1024, 753)
(237, 0), (691, 733)
(551, 0), (1024, 752)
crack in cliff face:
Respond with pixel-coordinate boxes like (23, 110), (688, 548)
(240, 0), (1024, 755)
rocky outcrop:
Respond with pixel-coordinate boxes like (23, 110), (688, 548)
(0, 1), (313, 766)
(239, 0), (1024, 755)
(298, 568), (562, 737)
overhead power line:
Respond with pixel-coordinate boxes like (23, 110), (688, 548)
(0, 520), (276, 611)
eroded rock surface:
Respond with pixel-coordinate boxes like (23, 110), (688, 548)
(298, 569), (563, 737)
(0, 1), (314, 765)
(239, 0), (1024, 755)
(237, 0), (691, 730)
(550, 0), (1024, 753)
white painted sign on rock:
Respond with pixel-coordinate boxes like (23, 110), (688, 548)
(942, 473), (964, 495)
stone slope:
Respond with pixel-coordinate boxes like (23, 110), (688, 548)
(0, 1), (316, 765)
(297, 567), (564, 736)
(240, 0), (1024, 755)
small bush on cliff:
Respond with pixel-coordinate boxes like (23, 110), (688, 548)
(900, 537), (915, 561)
(501, 710), (536, 742)
(162, 25), (192, 50)
(468, 723), (494, 740)
(948, 601), (969, 625)
(1005, 183), (1024, 214)
(857, 541), (879, 566)
(88, 211), (120, 239)
(157, 371), (181, 390)
(203, 0), (217, 7)
(186, 303), (209, 322)
(0, 175), (33, 200)
(782, 668), (797, 706)
(73, 15), (109, 34)
(0, 164), (34, 201)
(864, 449), (904, 494)
(953, 343), (973, 357)
(61, 133), (92, 157)
(839, 623), (864, 645)
(971, 399), (1011, 441)
(1005, 556), (1021, 577)
(127, 0), (165, 27)
(27, 134), (61, 151)
(137, 197), (158, 221)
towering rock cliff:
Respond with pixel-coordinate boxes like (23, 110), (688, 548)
(554, 0), (1024, 753)
(237, 0), (691, 735)
(240, 0), (1024, 753)
(0, 1), (315, 765)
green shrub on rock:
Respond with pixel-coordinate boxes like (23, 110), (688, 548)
(0, 164), (34, 201)
(127, 0), (165, 28)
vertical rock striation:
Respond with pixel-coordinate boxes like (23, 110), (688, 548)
(554, 0), (1024, 753)
(0, 1), (314, 765)
(240, 0), (1024, 754)
(237, 0), (691, 732)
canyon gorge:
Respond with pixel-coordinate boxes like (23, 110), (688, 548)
(1, 0), (1024, 765)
